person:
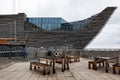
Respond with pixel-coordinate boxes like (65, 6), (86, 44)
(47, 51), (52, 56)
(23, 50), (28, 58)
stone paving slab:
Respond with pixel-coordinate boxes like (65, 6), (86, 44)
(0, 58), (120, 80)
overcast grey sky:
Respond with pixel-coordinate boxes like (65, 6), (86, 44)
(0, 0), (120, 49)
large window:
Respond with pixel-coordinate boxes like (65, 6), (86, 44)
(27, 17), (66, 30)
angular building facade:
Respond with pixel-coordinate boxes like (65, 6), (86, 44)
(0, 7), (117, 51)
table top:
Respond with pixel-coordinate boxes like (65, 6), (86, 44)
(95, 57), (118, 60)
(38, 56), (64, 60)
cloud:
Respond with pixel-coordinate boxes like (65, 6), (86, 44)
(86, 23), (120, 48)
(18, 0), (119, 21)
(108, 7), (120, 24)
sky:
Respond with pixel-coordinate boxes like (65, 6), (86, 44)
(0, 0), (120, 49)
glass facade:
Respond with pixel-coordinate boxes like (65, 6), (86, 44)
(26, 17), (66, 30)
(61, 17), (93, 31)
(26, 16), (94, 31)
(69, 18), (92, 31)
(61, 23), (73, 31)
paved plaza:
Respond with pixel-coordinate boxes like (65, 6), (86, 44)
(0, 58), (120, 80)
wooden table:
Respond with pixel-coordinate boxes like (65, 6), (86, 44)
(95, 57), (119, 73)
(38, 56), (69, 74)
(65, 54), (80, 62)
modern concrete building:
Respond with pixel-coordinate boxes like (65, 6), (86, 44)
(0, 7), (117, 52)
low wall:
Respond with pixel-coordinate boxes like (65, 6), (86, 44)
(26, 47), (120, 60)
(26, 47), (81, 58)
(81, 50), (120, 59)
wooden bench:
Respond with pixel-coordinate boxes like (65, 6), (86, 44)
(30, 62), (51, 75)
(88, 60), (104, 70)
(38, 57), (53, 66)
(74, 55), (80, 62)
(113, 63), (120, 74)
(55, 57), (69, 71)
(67, 55), (80, 63)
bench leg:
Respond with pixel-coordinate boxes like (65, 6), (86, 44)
(88, 62), (91, 69)
(47, 67), (50, 74)
(93, 63), (97, 70)
(64, 59), (66, 71)
(113, 66), (116, 74)
(53, 60), (56, 74)
(66, 58), (69, 70)
(34, 66), (36, 70)
(30, 63), (32, 70)
(88, 62), (97, 70)
(62, 59), (64, 72)
(74, 57), (76, 62)
(50, 61), (52, 66)
(108, 62), (110, 68)
(69, 59), (72, 63)
(76, 57), (78, 62)
(102, 61), (104, 67)
(119, 70), (120, 75)
(46, 60), (48, 65)
(99, 63), (101, 67)
(43, 67), (46, 75)
(77, 57), (80, 62)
